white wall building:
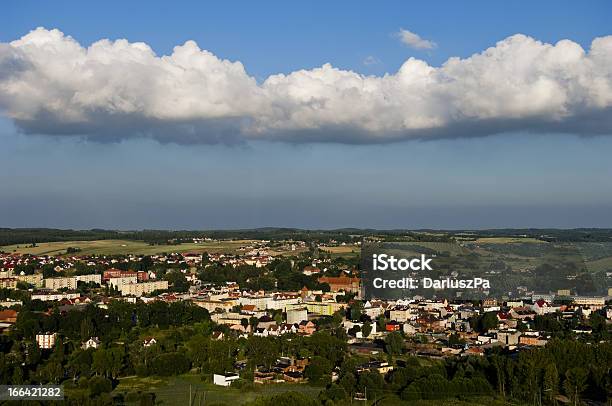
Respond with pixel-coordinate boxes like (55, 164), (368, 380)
(36, 333), (57, 349)
(109, 276), (138, 289)
(75, 274), (102, 285)
(119, 281), (168, 297)
(44, 277), (77, 290)
(287, 308), (308, 324)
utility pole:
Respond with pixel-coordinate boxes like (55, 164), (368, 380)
(189, 384), (192, 406)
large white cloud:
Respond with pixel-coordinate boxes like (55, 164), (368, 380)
(0, 27), (611, 144)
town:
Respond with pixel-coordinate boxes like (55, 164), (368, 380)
(0, 230), (610, 405)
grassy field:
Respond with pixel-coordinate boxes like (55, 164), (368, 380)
(0, 239), (257, 256)
(112, 374), (519, 406)
(114, 373), (321, 405)
(585, 255), (612, 272)
(321, 245), (359, 253)
(474, 237), (546, 244)
(320, 245), (361, 258)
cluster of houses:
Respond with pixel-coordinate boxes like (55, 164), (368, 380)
(1, 248), (611, 387)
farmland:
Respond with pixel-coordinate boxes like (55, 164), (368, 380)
(0, 239), (257, 256)
(112, 373), (321, 405)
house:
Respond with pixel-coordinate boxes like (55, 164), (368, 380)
(403, 323), (417, 335)
(356, 361), (393, 375)
(532, 299), (553, 315)
(389, 306), (413, 323)
(82, 337), (101, 350)
(212, 331), (225, 340)
(385, 321), (401, 332)
(496, 329), (521, 347)
(257, 315), (277, 329)
(213, 373), (240, 387)
(0, 309), (18, 324)
(519, 335), (548, 346)
(241, 304), (257, 315)
(143, 337), (157, 347)
(302, 266), (321, 276)
(317, 275), (361, 294)
(482, 298), (498, 308)
(462, 347), (485, 357)
(298, 320), (316, 335)
(509, 307), (536, 320)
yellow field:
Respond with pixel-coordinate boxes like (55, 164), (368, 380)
(0, 239), (257, 256)
(474, 237), (546, 244)
(321, 245), (360, 254)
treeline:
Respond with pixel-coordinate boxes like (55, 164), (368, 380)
(458, 228), (612, 242)
(315, 338), (611, 405)
(1, 305), (348, 405)
(10, 301), (210, 343)
(197, 258), (332, 292)
(5, 227), (612, 247)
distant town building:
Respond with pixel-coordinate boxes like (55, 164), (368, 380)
(17, 273), (43, 288)
(0, 278), (18, 289)
(82, 337), (101, 350)
(286, 308), (308, 324)
(109, 276), (138, 289)
(44, 277), (77, 290)
(119, 280), (168, 297)
(31, 291), (80, 301)
(75, 274), (102, 285)
(213, 373), (239, 387)
(36, 333), (57, 349)
(317, 276), (361, 294)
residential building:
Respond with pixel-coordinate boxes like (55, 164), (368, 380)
(31, 291), (80, 301)
(82, 337), (101, 349)
(36, 333), (57, 349)
(213, 373), (239, 387)
(44, 277), (77, 290)
(109, 276), (137, 289)
(119, 280), (168, 297)
(17, 273), (43, 288)
(317, 276), (361, 294)
(75, 274), (102, 285)
(286, 308), (308, 324)
(0, 278), (18, 289)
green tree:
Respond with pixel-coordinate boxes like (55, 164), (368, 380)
(543, 362), (559, 402)
(564, 367), (588, 405)
(361, 322), (372, 338)
(304, 356), (333, 385)
(384, 332), (404, 355)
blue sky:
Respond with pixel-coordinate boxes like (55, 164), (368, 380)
(1, 1), (612, 229)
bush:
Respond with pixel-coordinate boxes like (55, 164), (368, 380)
(88, 376), (113, 397)
(149, 352), (190, 376)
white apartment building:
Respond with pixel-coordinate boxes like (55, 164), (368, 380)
(109, 276), (138, 289)
(239, 295), (273, 310)
(44, 277), (77, 290)
(389, 306), (414, 323)
(119, 281), (168, 297)
(31, 292), (80, 301)
(286, 308), (308, 324)
(36, 333), (57, 349)
(573, 296), (606, 310)
(75, 274), (102, 285)
(268, 295), (301, 311)
(17, 273), (44, 288)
